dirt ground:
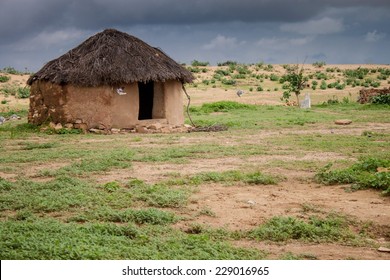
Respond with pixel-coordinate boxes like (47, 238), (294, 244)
(1, 67), (390, 260)
(93, 124), (390, 260)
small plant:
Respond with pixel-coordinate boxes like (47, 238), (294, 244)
(371, 94), (390, 105)
(2, 67), (21, 75)
(249, 214), (353, 242)
(15, 210), (34, 221)
(103, 181), (121, 192)
(265, 64), (274, 71)
(312, 61), (326, 68)
(270, 73), (279, 81)
(217, 61), (237, 66)
(17, 87), (30, 99)
(0, 75), (10, 83)
(191, 60), (209, 67)
(256, 86), (263, 92)
(199, 207), (216, 217)
(315, 157), (390, 195)
(128, 208), (177, 225)
(320, 80), (327, 90)
(221, 78), (236, 86)
(0, 178), (13, 191)
(187, 67), (201, 73)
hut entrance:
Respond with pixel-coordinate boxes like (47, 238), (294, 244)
(138, 81), (154, 120)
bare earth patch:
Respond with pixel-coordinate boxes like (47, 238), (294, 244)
(182, 178), (390, 230)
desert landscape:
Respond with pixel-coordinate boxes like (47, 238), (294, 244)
(0, 63), (389, 260)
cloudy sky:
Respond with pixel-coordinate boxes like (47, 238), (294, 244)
(1, 0), (389, 71)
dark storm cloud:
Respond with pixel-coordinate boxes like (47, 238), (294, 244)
(1, 0), (389, 69)
(1, 0), (389, 40)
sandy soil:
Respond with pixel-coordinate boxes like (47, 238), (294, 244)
(1, 66), (390, 260)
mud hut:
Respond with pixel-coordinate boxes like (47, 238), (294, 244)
(27, 29), (193, 131)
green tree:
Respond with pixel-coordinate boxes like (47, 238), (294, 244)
(281, 65), (308, 106)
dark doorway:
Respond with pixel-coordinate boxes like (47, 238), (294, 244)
(138, 81), (154, 120)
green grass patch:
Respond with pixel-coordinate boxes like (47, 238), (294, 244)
(165, 170), (279, 187)
(315, 157), (390, 195)
(0, 219), (266, 259)
(127, 179), (191, 208)
(91, 208), (178, 225)
(249, 214), (355, 242)
(20, 141), (57, 150)
(189, 102), (376, 129)
(0, 178), (13, 191)
(190, 170), (278, 185)
(54, 148), (134, 175)
(0, 176), (97, 212)
(190, 101), (257, 114)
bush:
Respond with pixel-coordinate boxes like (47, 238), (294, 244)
(214, 69), (230, 76)
(187, 67), (201, 73)
(371, 94), (390, 105)
(249, 214), (350, 242)
(270, 74), (279, 81)
(312, 61), (326, 68)
(221, 78), (236, 86)
(217, 61), (237, 66)
(17, 87), (30, 98)
(191, 60), (209, 67)
(2, 67), (20, 75)
(0, 75), (10, 83)
(315, 157), (390, 195)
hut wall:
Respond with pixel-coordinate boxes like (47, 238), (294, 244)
(65, 83), (138, 129)
(28, 81), (69, 125)
(28, 80), (185, 129)
(164, 80), (184, 126)
(152, 82), (165, 119)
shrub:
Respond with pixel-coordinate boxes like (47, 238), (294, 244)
(344, 68), (370, 79)
(17, 87), (30, 98)
(2, 67), (20, 75)
(217, 61), (237, 66)
(249, 214), (351, 242)
(0, 75), (10, 83)
(315, 72), (328, 80)
(187, 67), (201, 73)
(103, 181), (121, 192)
(191, 60), (209, 67)
(221, 78), (236, 86)
(265, 64), (274, 71)
(270, 74), (279, 81)
(315, 157), (390, 195)
(371, 94), (390, 105)
(214, 69), (230, 76)
(312, 61), (326, 68)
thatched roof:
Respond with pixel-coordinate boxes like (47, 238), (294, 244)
(27, 29), (193, 86)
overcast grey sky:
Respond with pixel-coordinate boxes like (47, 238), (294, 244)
(0, 0), (389, 71)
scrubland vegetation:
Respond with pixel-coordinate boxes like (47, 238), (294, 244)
(0, 63), (389, 259)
